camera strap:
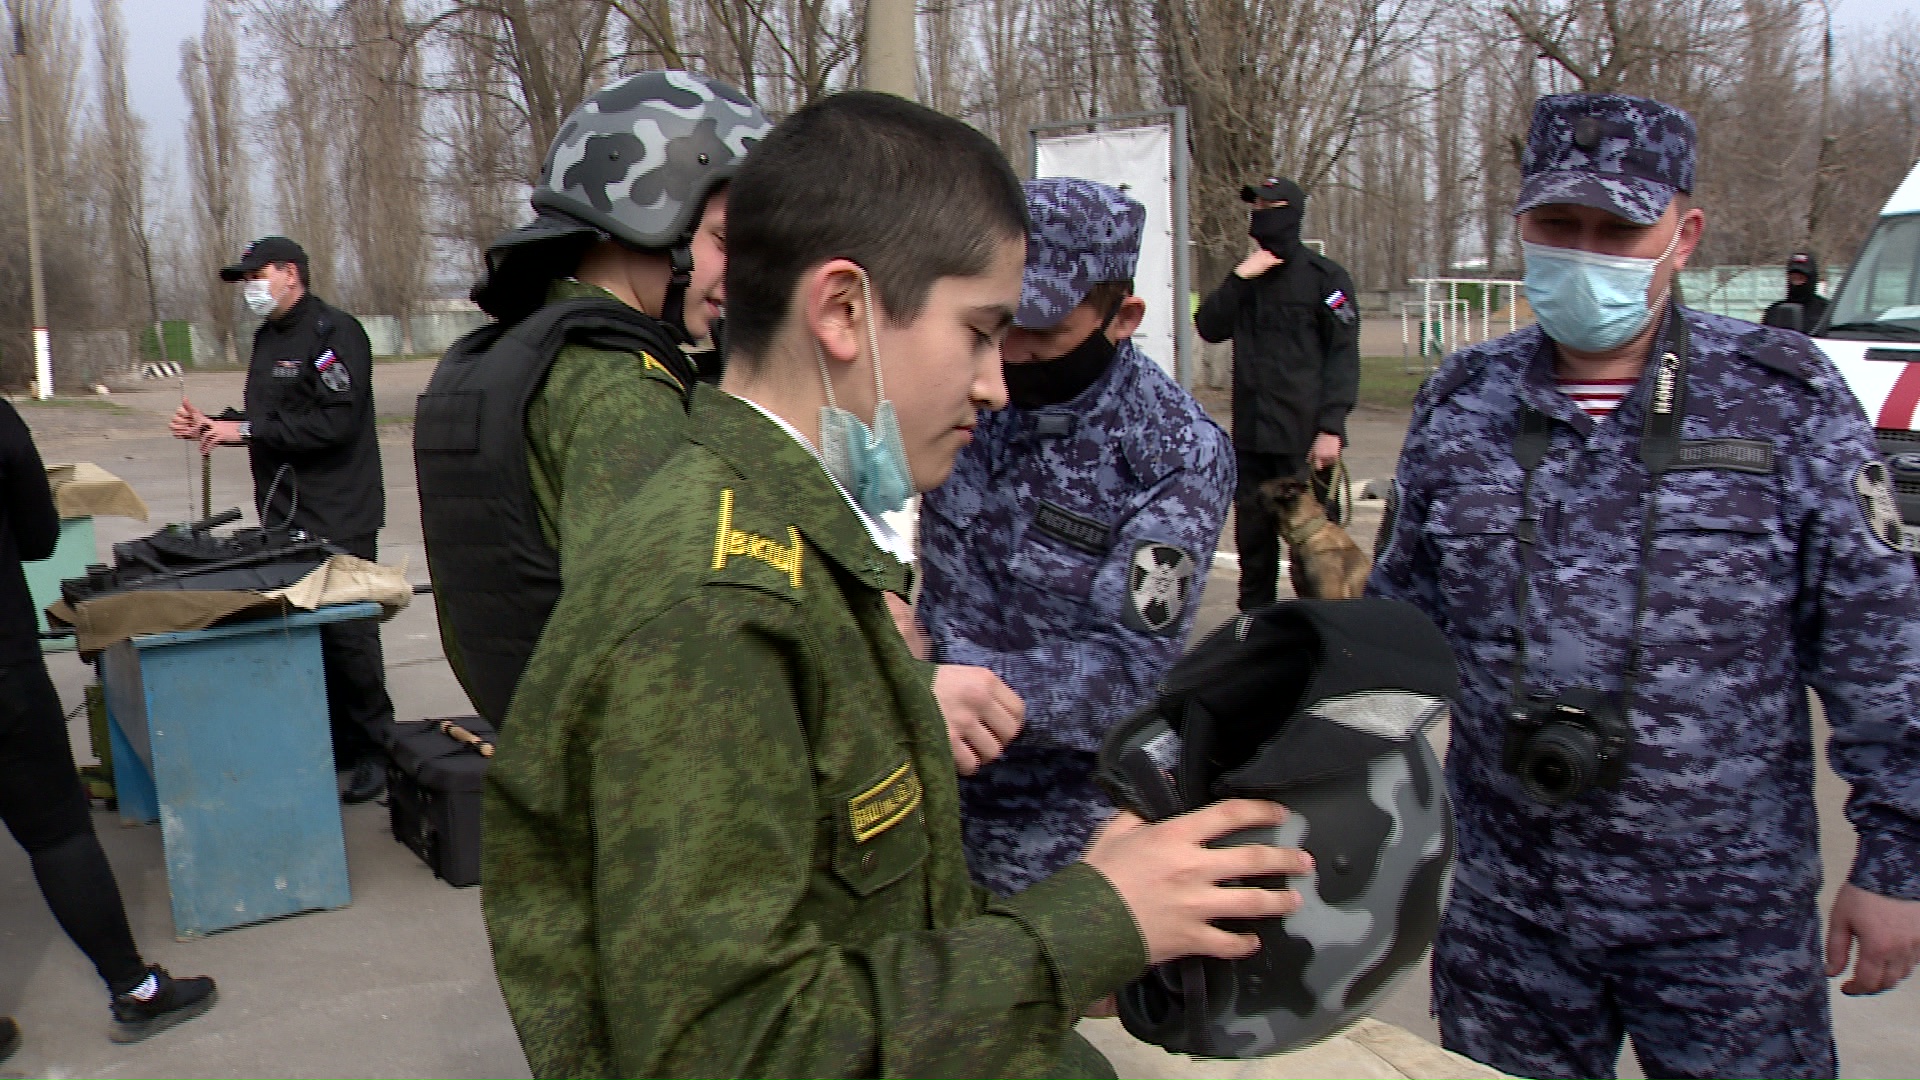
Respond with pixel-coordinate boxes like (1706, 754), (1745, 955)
(1509, 305), (1691, 722)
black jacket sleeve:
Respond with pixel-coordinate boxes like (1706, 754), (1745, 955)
(251, 314), (376, 455)
(1315, 263), (1361, 441)
(1195, 273), (1253, 344)
(2, 401), (59, 562)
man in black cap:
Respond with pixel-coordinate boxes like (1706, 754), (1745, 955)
(169, 235), (392, 804)
(1195, 177), (1360, 609)
(1763, 250), (1830, 332)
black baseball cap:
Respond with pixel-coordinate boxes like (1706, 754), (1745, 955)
(220, 236), (308, 281)
(1240, 177), (1305, 205)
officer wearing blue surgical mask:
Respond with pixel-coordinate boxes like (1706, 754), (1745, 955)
(1519, 182), (1700, 367)
(1369, 93), (1920, 1080)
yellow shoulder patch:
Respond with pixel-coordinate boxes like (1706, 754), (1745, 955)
(638, 351), (685, 391)
(711, 488), (803, 589)
(849, 762), (923, 843)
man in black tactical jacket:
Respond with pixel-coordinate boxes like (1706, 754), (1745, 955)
(1196, 178), (1361, 610)
(170, 235), (393, 804)
(1762, 250), (1830, 332)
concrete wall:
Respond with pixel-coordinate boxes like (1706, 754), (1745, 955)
(359, 311), (490, 358)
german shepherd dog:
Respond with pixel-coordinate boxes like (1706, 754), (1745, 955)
(1259, 477), (1371, 599)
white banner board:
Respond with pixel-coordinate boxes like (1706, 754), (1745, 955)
(1035, 125), (1176, 377)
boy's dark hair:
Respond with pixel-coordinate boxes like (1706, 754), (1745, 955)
(725, 92), (1027, 363)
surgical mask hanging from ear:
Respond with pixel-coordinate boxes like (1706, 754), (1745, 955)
(243, 279), (277, 317)
(817, 272), (913, 516)
(1522, 223), (1683, 354)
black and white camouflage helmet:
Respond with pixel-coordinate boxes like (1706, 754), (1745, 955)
(533, 70), (771, 252)
(1097, 598), (1457, 1059)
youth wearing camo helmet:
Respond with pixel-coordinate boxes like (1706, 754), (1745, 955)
(417, 71), (771, 724)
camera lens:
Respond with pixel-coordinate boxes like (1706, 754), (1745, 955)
(1518, 722), (1601, 805)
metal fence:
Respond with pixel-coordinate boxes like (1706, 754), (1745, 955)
(1402, 278), (1525, 371)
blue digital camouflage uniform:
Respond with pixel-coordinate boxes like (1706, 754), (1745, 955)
(1370, 307), (1920, 1077)
(919, 178), (1235, 895)
(1369, 93), (1920, 1080)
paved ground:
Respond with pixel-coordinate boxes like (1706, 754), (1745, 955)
(2, 360), (1914, 1077)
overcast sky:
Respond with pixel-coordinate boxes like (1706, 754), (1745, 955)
(114, 0), (1920, 170)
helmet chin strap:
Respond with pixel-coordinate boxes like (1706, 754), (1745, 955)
(660, 242), (695, 344)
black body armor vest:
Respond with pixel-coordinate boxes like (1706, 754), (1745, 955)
(414, 298), (690, 725)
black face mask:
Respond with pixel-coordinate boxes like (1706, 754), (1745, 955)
(1787, 277), (1818, 304)
(1005, 308), (1120, 409)
(1250, 207), (1303, 257)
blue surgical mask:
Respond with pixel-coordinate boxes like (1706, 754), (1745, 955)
(1522, 224), (1682, 354)
(817, 272), (913, 517)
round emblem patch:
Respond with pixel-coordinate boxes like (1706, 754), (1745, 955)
(1126, 542), (1197, 637)
(1854, 459), (1905, 552)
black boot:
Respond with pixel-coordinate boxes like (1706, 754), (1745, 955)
(340, 756), (387, 805)
(110, 965), (217, 1044)
(0, 1016), (19, 1063)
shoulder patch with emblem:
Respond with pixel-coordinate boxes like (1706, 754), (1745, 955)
(1323, 288), (1357, 326)
(711, 488), (803, 588)
(1854, 460), (1907, 552)
(1125, 541), (1197, 637)
(314, 349), (350, 392)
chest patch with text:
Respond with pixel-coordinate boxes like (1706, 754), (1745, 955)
(1032, 500), (1111, 555)
(848, 762), (922, 843)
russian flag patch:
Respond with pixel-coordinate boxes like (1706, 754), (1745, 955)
(315, 349), (350, 391)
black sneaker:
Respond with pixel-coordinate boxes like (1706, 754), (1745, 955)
(340, 757), (387, 805)
(109, 965), (217, 1044)
(0, 1016), (19, 1063)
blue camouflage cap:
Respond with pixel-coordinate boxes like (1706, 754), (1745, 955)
(1017, 178), (1146, 330)
(1516, 93), (1696, 226)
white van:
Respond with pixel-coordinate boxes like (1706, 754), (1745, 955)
(1815, 161), (1920, 545)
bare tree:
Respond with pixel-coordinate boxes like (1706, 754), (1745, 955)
(181, 0), (250, 364)
(1153, 0), (1438, 282)
(94, 0), (163, 351)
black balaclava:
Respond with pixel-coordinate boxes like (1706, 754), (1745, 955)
(1786, 252), (1820, 305)
(1248, 178), (1308, 257)
(1004, 304), (1121, 409)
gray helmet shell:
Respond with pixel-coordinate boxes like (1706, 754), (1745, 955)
(532, 70), (771, 251)
(1098, 599), (1457, 1059)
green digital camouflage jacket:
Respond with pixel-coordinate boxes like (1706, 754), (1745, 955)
(526, 278), (691, 567)
(483, 383), (1148, 1078)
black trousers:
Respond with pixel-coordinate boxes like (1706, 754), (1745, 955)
(0, 657), (146, 994)
(322, 534), (396, 768)
(1234, 450), (1308, 610)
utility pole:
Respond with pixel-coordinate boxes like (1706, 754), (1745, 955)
(1805, 0), (1835, 248)
(10, 12), (50, 398)
(864, 0), (917, 101)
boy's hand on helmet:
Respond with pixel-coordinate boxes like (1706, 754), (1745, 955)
(1084, 800), (1311, 966)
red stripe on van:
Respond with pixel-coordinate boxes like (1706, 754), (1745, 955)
(1877, 363), (1920, 430)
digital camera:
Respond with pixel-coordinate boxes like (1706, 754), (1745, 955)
(1502, 688), (1632, 805)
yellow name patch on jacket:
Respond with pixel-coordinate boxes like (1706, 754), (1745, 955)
(849, 762), (923, 843)
(712, 488), (803, 589)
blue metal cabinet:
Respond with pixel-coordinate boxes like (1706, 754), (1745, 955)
(22, 516), (92, 652)
(100, 603), (382, 938)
